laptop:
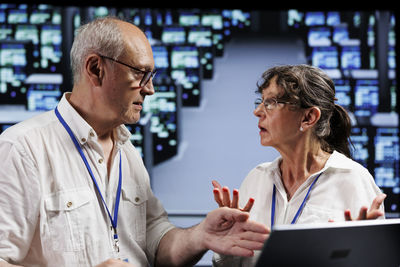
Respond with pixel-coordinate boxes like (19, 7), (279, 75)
(255, 218), (400, 267)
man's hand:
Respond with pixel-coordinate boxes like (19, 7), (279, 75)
(199, 207), (270, 257)
(212, 180), (254, 212)
(344, 193), (386, 221)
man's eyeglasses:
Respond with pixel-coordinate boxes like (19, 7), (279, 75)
(254, 98), (293, 110)
(99, 55), (157, 87)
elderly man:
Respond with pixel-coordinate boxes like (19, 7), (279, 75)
(0, 17), (269, 267)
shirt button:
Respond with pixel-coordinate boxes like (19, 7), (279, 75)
(67, 201), (73, 208)
(98, 158), (103, 164)
(135, 197), (140, 203)
(81, 138), (86, 142)
(90, 132), (95, 137)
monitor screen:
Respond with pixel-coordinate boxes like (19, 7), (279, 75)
(187, 27), (213, 47)
(326, 11), (341, 26)
(0, 25), (12, 40)
(179, 11), (200, 26)
(15, 25), (39, 45)
(161, 27), (186, 45)
(354, 79), (379, 117)
(153, 45), (169, 69)
(374, 127), (400, 213)
(170, 46), (199, 69)
(350, 127), (370, 168)
(334, 79), (352, 110)
(341, 45), (361, 69)
(311, 46), (339, 69)
(332, 24), (349, 44)
(307, 27), (331, 47)
(30, 9), (51, 24)
(305, 11), (325, 26)
(7, 9), (28, 24)
(27, 86), (61, 111)
(201, 14), (223, 30)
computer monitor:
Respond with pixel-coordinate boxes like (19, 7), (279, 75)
(350, 127), (370, 168)
(307, 27), (332, 47)
(170, 46), (199, 69)
(179, 11), (200, 26)
(0, 41), (30, 105)
(374, 127), (400, 214)
(201, 13), (223, 31)
(305, 11), (325, 26)
(354, 79), (379, 118)
(334, 79), (352, 111)
(7, 8), (28, 24)
(187, 27), (213, 47)
(332, 24), (349, 44)
(341, 45), (361, 69)
(326, 11), (341, 26)
(161, 26), (186, 45)
(153, 45), (169, 69)
(311, 46), (339, 69)
(26, 84), (61, 111)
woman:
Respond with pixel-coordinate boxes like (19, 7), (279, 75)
(212, 64), (386, 267)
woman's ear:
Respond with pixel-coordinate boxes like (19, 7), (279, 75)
(300, 106), (321, 131)
(85, 54), (104, 87)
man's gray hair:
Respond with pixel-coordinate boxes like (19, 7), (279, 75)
(70, 16), (126, 84)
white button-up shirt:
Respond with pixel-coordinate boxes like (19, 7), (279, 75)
(213, 151), (384, 267)
(0, 93), (175, 267)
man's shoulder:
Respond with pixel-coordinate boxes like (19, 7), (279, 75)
(0, 110), (57, 143)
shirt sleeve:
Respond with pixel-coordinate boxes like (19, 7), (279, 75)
(0, 139), (41, 263)
(212, 253), (242, 267)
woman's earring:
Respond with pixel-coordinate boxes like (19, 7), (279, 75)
(300, 126), (304, 132)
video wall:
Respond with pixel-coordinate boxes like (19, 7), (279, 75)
(0, 3), (251, 169)
(0, 5), (398, 216)
(288, 10), (399, 216)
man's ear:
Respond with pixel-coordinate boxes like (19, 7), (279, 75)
(300, 106), (321, 131)
(85, 54), (104, 86)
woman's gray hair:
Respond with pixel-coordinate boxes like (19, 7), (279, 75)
(70, 16), (126, 84)
(256, 64), (352, 158)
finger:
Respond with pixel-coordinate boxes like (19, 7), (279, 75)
(222, 187), (231, 207)
(242, 198), (255, 212)
(213, 188), (223, 207)
(236, 229), (270, 243)
(344, 209), (352, 221)
(226, 246), (255, 257)
(366, 209), (384, 220)
(212, 180), (222, 190)
(232, 238), (266, 251)
(369, 194), (387, 211)
(240, 219), (270, 234)
(357, 206), (368, 220)
(231, 189), (239, 209)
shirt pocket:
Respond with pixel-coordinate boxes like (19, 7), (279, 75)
(298, 204), (344, 224)
(121, 185), (148, 247)
(44, 187), (95, 252)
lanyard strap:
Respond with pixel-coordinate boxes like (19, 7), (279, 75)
(55, 107), (122, 238)
(271, 172), (323, 228)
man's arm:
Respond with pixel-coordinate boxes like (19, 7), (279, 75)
(0, 260), (23, 267)
(155, 207), (269, 267)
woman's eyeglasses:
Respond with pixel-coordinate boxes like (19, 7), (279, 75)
(254, 98), (293, 110)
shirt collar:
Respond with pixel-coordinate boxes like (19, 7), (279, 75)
(56, 92), (131, 145)
(259, 150), (353, 183)
(323, 150), (354, 170)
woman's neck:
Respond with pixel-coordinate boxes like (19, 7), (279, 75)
(278, 142), (330, 200)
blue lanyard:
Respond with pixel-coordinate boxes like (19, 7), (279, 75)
(54, 107), (122, 245)
(271, 172), (322, 228)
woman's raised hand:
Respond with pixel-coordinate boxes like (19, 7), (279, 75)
(212, 180), (254, 212)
